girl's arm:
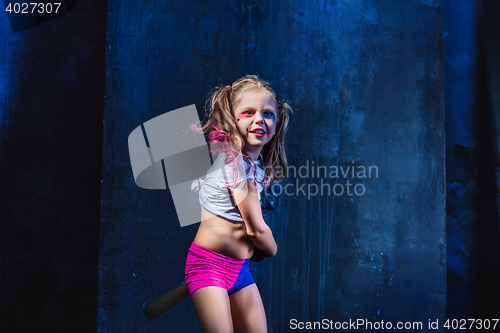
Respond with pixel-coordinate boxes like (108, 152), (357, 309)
(233, 179), (277, 258)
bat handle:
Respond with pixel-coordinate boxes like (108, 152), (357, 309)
(144, 283), (190, 319)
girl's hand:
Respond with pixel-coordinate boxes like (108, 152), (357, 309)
(250, 247), (269, 262)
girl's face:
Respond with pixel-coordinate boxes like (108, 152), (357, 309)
(233, 88), (277, 159)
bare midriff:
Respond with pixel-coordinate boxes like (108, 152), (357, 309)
(192, 205), (255, 260)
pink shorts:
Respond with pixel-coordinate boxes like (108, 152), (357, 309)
(184, 243), (255, 295)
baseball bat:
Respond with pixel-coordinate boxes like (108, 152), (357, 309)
(144, 283), (190, 319)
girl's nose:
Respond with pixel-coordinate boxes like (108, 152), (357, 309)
(254, 113), (264, 124)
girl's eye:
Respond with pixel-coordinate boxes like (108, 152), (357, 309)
(264, 111), (275, 118)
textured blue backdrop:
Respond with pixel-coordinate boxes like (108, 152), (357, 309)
(98, 1), (445, 332)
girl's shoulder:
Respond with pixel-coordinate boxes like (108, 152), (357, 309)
(214, 153), (265, 183)
(208, 153), (246, 185)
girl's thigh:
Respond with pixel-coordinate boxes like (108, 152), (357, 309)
(229, 284), (267, 333)
(191, 286), (233, 333)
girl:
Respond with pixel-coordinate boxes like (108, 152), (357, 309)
(186, 75), (291, 333)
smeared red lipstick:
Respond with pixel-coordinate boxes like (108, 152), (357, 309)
(250, 128), (266, 137)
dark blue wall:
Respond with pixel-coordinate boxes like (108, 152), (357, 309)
(99, 1), (445, 332)
(0, 1), (107, 332)
(444, 0), (500, 321)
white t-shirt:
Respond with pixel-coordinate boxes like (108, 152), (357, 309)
(191, 153), (265, 221)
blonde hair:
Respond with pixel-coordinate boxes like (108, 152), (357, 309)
(201, 74), (292, 188)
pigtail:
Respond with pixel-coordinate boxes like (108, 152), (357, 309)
(259, 98), (292, 217)
(262, 98), (291, 186)
(198, 85), (248, 190)
(202, 86), (244, 151)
